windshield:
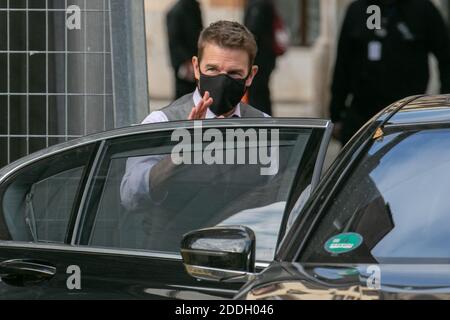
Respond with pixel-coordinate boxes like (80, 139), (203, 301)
(301, 126), (450, 264)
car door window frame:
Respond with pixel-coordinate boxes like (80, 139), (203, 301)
(0, 119), (332, 269)
(0, 141), (100, 246)
(275, 122), (333, 251)
(74, 119), (332, 266)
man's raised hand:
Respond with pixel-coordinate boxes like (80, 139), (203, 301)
(188, 91), (213, 120)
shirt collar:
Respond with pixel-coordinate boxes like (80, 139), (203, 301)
(193, 88), (241, 119)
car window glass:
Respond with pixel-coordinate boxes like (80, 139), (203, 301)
(0, 144), (95, 243)
(300, 128), (450, 264)
(84, 127), (323, 262)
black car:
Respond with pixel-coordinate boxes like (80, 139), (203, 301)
(181, 95), (450, 300)
(0, 118), (333, 299)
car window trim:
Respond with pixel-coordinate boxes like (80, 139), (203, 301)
(77, 121), (332, 249)
(275, 122), (333, 255)
(47, 120), (328, 259)
(0, 143), (99, 244)
(311, 121), (334, 191)
(0, 241), (270, 269)
(64, 143), (103, 243)
(0, 119), (330, 185)
(70, 140), (106, 245)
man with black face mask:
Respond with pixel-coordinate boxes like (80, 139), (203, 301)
(120, 21), (270, 211)
(330, 0), (450, 144)
(147, 20), (269, 122)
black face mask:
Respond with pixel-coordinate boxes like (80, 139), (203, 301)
(199, 72), (248, 116)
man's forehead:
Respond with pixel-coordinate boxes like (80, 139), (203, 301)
(200, 43), (250, 70)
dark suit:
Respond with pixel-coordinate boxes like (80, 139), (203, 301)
(330, 0), (450, 144)
(166, 0), (203, 99)
(245, 0), (277, 116)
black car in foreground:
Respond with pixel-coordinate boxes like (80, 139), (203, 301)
(181, 95), (450, 300)
(0, 115), (333, 298)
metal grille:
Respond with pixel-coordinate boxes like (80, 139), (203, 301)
(0, 0), (115, 167)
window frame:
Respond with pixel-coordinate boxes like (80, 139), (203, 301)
(76, 119), (332, 263)
(275, 0), (321, 47)
(294, 123), (450, 264)
(0, 141), (99, 245)
(0, 118), (330, 272)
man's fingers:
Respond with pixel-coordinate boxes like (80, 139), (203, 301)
(204, 97), (213, 109)
(188, 107), (196, 120)
(188, 92), (214, 120)
(195, 92), (210, 118)
(199, 92), (210, 111)
(188, 99), (204, 120)
(203, 91), (210, 102)
(198, 98), (211, 114)
(195, 96), (205, 109)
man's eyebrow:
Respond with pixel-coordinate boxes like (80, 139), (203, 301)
(204, 64), (247, 75)
(204, 63), (219, 69)
(227, 68), (246, 74)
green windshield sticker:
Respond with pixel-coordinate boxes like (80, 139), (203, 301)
(324, 233), (363, 255)
(338, 268), (360, 276)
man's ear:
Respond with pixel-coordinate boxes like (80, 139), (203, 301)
(245, 65), (259, 87)
(192, 56), (200, 81)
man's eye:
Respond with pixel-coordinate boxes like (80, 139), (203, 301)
(230, 73), (243, 79)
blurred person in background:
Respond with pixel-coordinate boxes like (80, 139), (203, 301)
(245, 0), (287, 116)
(166, 0), (203, 99)
(330, 0), (450, 144)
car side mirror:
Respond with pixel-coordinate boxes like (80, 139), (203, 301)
(180, 226), (256, 283)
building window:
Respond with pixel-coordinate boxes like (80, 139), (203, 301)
(275, 0), (320, 47)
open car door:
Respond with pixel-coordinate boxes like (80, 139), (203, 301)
(0, 118), (332, 299)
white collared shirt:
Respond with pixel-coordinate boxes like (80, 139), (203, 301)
(142, 88), (268, 124)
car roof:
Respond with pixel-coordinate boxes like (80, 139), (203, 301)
(384, 94), (450, 126)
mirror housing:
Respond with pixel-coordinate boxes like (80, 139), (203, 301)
(180, 226), (256, 283)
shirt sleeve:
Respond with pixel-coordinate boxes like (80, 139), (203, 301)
(120, 111), (169, 211)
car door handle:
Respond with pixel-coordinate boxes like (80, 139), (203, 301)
(0, 259), (57, 287)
